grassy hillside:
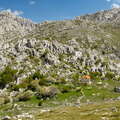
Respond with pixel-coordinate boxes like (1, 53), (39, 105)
(38, 100), (120, 120)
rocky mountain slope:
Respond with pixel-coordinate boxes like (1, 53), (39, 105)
(1, 8), (120, 81)
(76, 8), (120, 24)
(0, 11), (36, 40)
(0, 8), (120, 119)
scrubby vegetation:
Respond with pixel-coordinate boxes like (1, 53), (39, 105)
(0, 66), (17, 89)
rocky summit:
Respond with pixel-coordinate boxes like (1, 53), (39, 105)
(0, 9), (120, 119)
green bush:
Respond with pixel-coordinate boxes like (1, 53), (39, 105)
(17, 90), (33, 101)
(105, 72), (115, 80)
(89, 72), (101, 79)
(38, 100), (43, 106)
(0, 96), (10, 105)
(32, 71), (49, 85)
(0, 66), (17, 89)
(59, 77), (66, 84)
(28, 80), (40, 91)
(36, 86), (59, 99)
(32, 71), (44, 80)
(24, 76), (33, 83)
(39, 78), (49, 86)
(71, 73), (80, 86)
(13, 83), (28, 91)
(72, 73), (79, 81)
(58, 84), (73, 93)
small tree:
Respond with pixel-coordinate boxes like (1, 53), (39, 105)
(0, 66), (17, 89)
(32, 71), (44, 80)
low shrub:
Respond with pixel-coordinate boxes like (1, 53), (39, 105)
(17, 90), (33, 101)
(32, 71), (45, 80)
(38, 100), (43, 106)
(31, 71), (49, 86)
(0, 66), (17, 89)
(58, 84), (73, 93)
(28, 80), (40, 91)
(89, 72), (101, 79)
(13, 83), (28, 91)
(36, 86), (59, 99)
(105, 72), (115, 80)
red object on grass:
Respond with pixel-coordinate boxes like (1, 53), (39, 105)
(82, 75), (91, 79)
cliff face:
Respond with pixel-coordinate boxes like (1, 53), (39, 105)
(0, 11), (36, 41)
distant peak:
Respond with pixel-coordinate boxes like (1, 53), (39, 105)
(0, 10), (34, 24)
(0, 10), (17, 17)
(76, 8), (120, 23)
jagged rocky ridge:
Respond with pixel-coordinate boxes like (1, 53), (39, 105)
(76, 8), (120, 24)
(0, 11), (36, 41)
